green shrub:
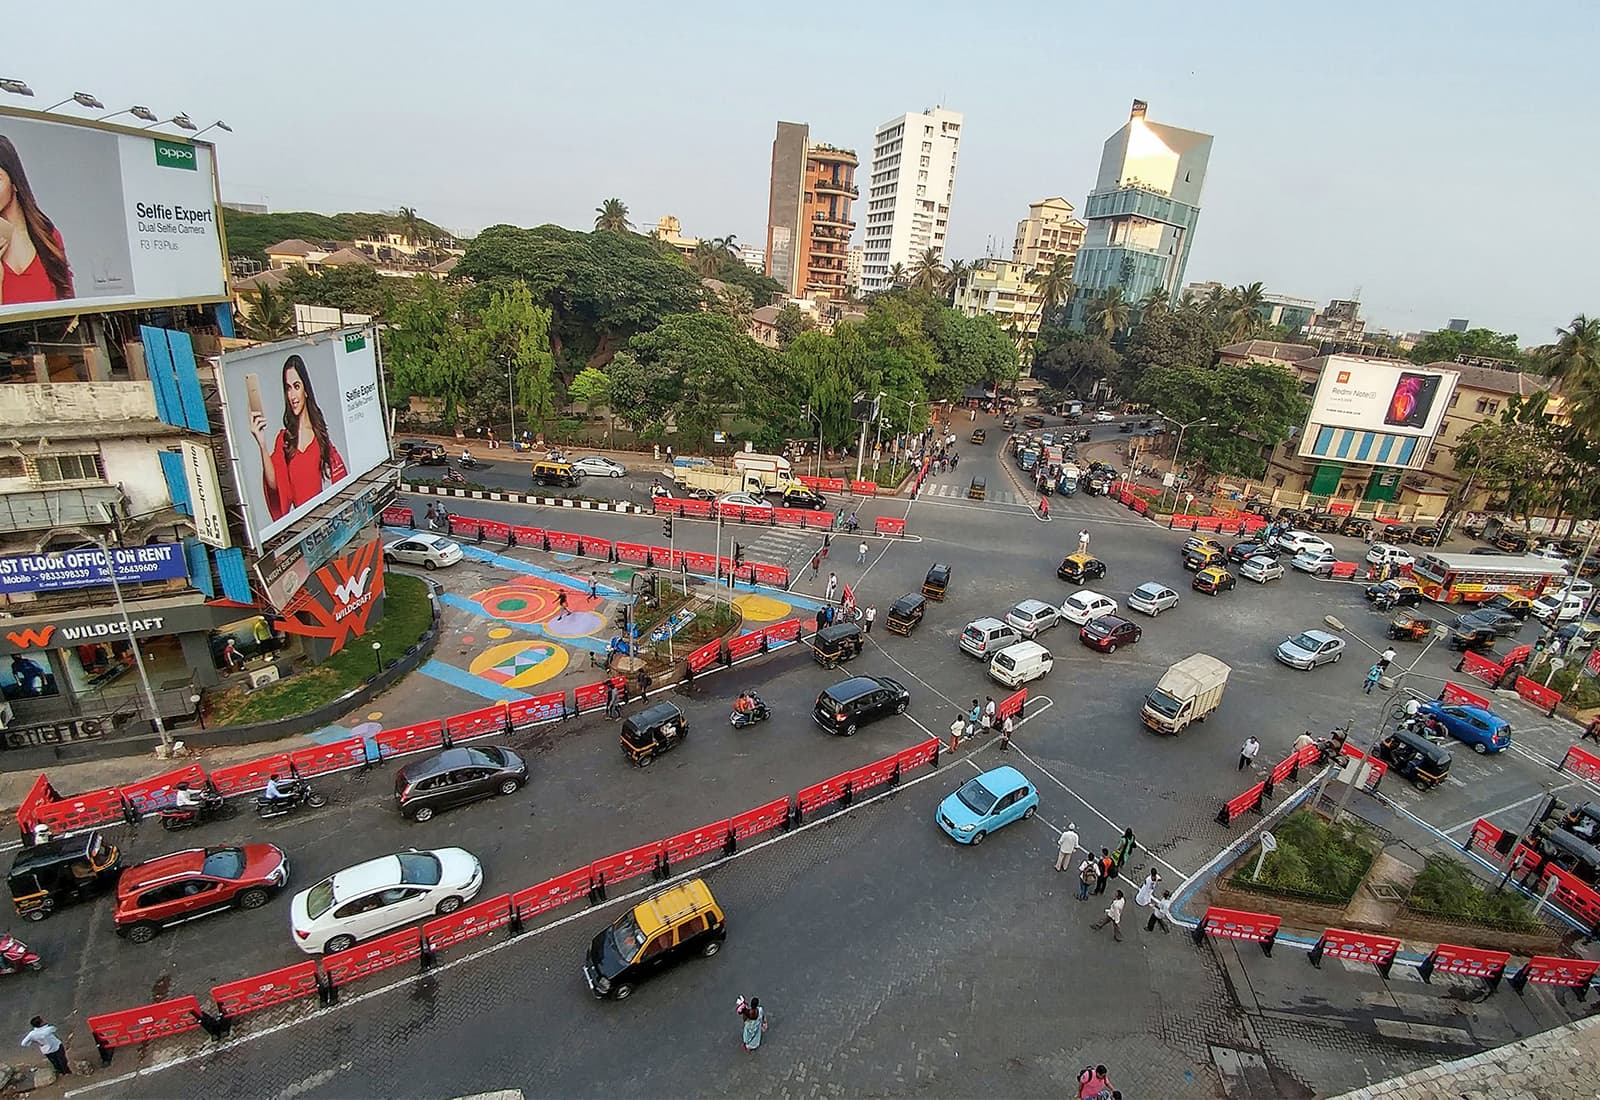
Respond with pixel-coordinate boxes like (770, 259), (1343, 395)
(1406, 856), (1543, 932)
(1230, 811), (1378, 903)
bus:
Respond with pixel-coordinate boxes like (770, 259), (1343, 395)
(1411, 552), (1568, 605)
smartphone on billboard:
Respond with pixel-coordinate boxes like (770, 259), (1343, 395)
(1384, 371), (1440, 430)
(245, 372), (265, 422)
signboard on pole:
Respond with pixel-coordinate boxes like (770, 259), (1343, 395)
(180, 439), (231, 549)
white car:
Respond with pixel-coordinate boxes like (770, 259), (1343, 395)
(383, 534), (463, 570)
(1093, 410), (1115, 423)
(1531, 592), (1586, 624)
(1127, 582), (1180, 616)
(1005, 599), (1062, 639)
(1060, 590), (1118, 626)
(291, 847), (483, 955)
(1240, 556), (1284, 583)
(572, 456), (627, 478)
(717, 492), (771, 510)
(1366, 543), (1414, 569)
(1290, 548), (1338, 576)
(1277, 531), (1333, 557)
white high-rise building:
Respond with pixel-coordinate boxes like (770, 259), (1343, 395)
(860, 106), (962, 293)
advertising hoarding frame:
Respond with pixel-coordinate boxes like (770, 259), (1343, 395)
(0, 106), (230, 326)
(1301, 358), (1458, 439)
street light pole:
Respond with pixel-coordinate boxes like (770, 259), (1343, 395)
(1158, 412), (1208, 507)
(93, 536), (172, 751)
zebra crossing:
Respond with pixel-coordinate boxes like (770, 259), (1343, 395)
(912, 480), (1138, 519)
(736, 524), (819, 567)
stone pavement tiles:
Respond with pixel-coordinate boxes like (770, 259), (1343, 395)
(1327, 1015), (1600, 1100)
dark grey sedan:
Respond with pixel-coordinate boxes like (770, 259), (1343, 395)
(394, 746), (527, 822)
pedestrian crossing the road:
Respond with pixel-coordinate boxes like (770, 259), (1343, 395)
(912, 481), (1136, 519)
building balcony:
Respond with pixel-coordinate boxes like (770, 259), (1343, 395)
(812, 211), (855, 229)
(814, 179), (859, 198)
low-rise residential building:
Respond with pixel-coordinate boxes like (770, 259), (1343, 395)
(651, 216), (699, 259)
(749, 305), (782, 349)
(952, 258), (1037, 341)
(1012, 197), (1085, 274)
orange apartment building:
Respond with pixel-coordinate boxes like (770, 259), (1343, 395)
(765, 122), (858, 299)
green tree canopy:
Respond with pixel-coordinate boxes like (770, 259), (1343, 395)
(1408, 327), (1525, 368)
(480, 282), (558, 423)
(626, 313), (773, 448)
(1033, 333), (1119, 396)
(604, 350), (677, 436)
(281, 264), (408, 317)
(1135, 361), (1309, 479)
(384, 280), (479, 426)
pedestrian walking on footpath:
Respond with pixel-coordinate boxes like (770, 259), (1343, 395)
(1077, 857), (1096, 900)
(1094, 847), (1113, 895)
(20, 1015), (69, 1077)
(1113, 828), (1137, 873)
(1135, 869), (1161, 908)
(1055, 822), (1080, 872)
(1239, 735), (1260, 771)
(636, 669), (652, 703)
(589, 575), (600, 600)
(825, 572), (838, 601)
(857, 541), (869, 565)
(1146, 890), (1173, 934)
(1585, 716), (1600, 744)
(1090, 890), (1125, 941)
(1364, 663), (1383, 694)
(1078, 1064), (1114, 1099)
(1000, 712), (1015, 751)
(966, 699), (983, 738)
(948, 715), (964, 753)
(864, 606), (876, 634)
(983, 696), (997, 732)
(605, 679), (621, 720)
(810, 553), (821, 580)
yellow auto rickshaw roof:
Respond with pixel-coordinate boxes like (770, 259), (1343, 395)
(633, 878), (717, 936)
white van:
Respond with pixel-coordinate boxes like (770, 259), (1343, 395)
(1532, 591), (1586, 624)
(988, 641), (1054, 688)
(960, 618), (1021, 659)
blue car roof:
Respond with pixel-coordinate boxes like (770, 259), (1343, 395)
(976, 765), (1029, 789)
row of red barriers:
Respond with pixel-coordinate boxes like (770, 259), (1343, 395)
(1218, 742), (1330, 826)
(650, 495), (843, 537)
(1460, 815), (1600, 928)
(1163, 512), (1270, 535)
(1560, 744), (1600, 784)
(83, 734), (946, 1061)
(1440, 680), (1492, 709)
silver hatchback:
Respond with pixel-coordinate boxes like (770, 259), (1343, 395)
(1005, 599), (1062, 639)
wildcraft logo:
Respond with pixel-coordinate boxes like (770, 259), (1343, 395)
(5, 626), (55, 650)
(153, 139), (197, 171)
(275, 540), (385, 655)
(332, 568), (373, 608)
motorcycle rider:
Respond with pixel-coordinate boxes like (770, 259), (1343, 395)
(263, 773), (293, 809)
(173, 782), (203, 811)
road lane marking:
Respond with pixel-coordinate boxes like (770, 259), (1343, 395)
(1437, 782), (1580, 835)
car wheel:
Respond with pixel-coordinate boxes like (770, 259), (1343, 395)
(1472, 742), (1488, 755)
(1149, 606), (1159, 617)
(324, 934), (356, 955)
(970, 830), (986, 845)
(612, 983), (634, 1000)
(1022, 805), (1036, 820)
(424, 559), (437, 570)
(237, 888), (270, 910)
(844, 722), (858, 736)
(1333, 652), (1341, 663)
(1107, 644), (1117, 655)
(613, 470), (624, 478)
(498, 778), (520, 796)
(412, 805), (435, 822)
(126, 922), (159, 944)
(436, 895), (463, 915)
(701, 940), (721, 957)
(895, 699), (907, 714)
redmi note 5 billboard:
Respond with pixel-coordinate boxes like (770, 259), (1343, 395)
(0, 108), (227, 323)
(1297, 357), (1459, 472)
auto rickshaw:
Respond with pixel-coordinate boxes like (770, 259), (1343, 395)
(619, 702), (689, 767)
(1307, 513), (1342, 534)
(1376, 728), (1452, 791)
(813, 621), (866, 669)
(886, 593), (927, 636)
(1340, 517), (1373, 540)
(1387, 612), (1437, 641)
(969, 428), (987, 445)
(9, 831), (122, 921)
(923, 563), (951, 601)
(968, 476), (987, 500)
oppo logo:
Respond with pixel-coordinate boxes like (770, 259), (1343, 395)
(154, 141), (197, 171)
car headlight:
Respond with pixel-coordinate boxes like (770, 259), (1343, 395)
(596, 976), (611, 993)
(957, 823), (976, 833)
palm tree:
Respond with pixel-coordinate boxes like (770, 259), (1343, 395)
(886, 262), (909, 289)
(710, 234), (739, 260)
(1543, 314), (1600, 432)
(1224, 281), (1267, 342)
(397, 206), (421, 247)
(689, 240), (723, 277)
(594, 198), (631, 233)
(944, 258), (970, 302)
(1025, 255), (1076, 338)
(909, 248), (946, 294)
(1140, 286), (1171, 322)
(238, 284), (294, 342)
(1087, 287), (1131, 342)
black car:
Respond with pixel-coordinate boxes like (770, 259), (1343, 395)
(1365, 579), (1424, 607)
(1227, 541), (1277, 563)
(1454, 607), (1523, 637)
(1023, 414), (1045, 429)
(394, 745), (528, 821)
(813, 676), (910, 736)
(395, 439), (447, 465)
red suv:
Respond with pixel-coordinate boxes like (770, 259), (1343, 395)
(114, 845), (289, 944)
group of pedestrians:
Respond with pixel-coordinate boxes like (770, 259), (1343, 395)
(1057, 825), (1172, 942)
(946, 697), (1016, 751)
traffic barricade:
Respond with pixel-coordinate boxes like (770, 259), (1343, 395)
(875, 516), (907, 537)
(1514, 675), (1561, 715)
(997, 688), (1027, 720)
(422, 893), (515, 962)
(207, 754), (295, 797)
(211, 960), (321, 1029)
(679, 498), (715, 518)
(660, 820), (731, 875)
(15, 774), (56, 838)
(726, 630), (765, 662)
(614, 541), (651, 566)
(1215, 782), (1266, 827)
(763, 619), (801, 647)
(589, 841), (664, 900)
(579, 535), (613, 559)
(321, 926), (424, 1002)
(1194, 516), (1219, 531)
(446, 704), (509, 743)
(730, 796), (790, 846)
(651, 495), (679, 515)
(1559, 744), (1600, 783)
(750, 562), (789, 589)
(32, 787), (129, 834)
(546, 530), (581, 554)
(1169, 515), (1198, 530)
(381, 505), (414, 527)
(773, 507), (808, 527)
(803, 510), (835, 530)
(508, 691), (568, 727)
(1131, 498), (1148, 515)
(289, 737), (370, 778)
(716, 503), (747, 523)
(1329, 562), (1359, 579)
(1192, 906), (1281, 956)
(511, 525), (546, 550)
(794, 773), (851, 823)
(1463, 818), (1511, 861)
(88, 995), (207, 1061)
(1309, 928), (1400, 977)
(849, 754), (901, 797)
(1509, 955), (1600, 998)
(1418, 943), (1510, 991)
(120, 762), (209, 816)
(1536, 863), (1600, 925)
(651, 546), (683, 571)
(686, 640), (722, 673)
(897, 736), (941, 774)
(1440, 680), (1492, 708)
(850, 480), (878, 496)
(374, 720), (446, 760)
(1457, 651), (1502, 687)
(479, 520), (511, 543)
(677, 550), (715, 575)
(1269, 753), (1299, 785)
(512, 867), (593, 927)
(799, 476), (845, 492)
(447, 515), (482, 538)
(573, 678), (624, 715)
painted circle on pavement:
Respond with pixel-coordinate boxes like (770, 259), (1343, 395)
(366, 711), (383, 721)
(352, 721), (382, 738)
(733, 593), (790, 622)
(543, 610), (605, 638)
(469, 640), (569, 689)
(488, 627), (512, 639)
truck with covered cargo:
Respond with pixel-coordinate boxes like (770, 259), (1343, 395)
(1141, 653), (1230, 734)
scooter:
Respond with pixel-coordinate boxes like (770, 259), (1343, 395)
(254, 781), (328, 820)
(0, 932), (42, 974)
(730, 693), (771, 729)
(458, 454), (481, 471)
(443, 467), (467, 486)
(158, 790), (235, 831)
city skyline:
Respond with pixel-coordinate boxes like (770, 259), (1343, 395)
(16, 0), (1596, 343)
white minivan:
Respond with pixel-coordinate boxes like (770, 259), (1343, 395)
(960, 618), (1021, 658)
(1531, 591), (1586, 624)
(988, 641), (1054, 688)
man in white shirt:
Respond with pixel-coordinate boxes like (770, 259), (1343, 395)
(1055, 823), (1079, 872)
(1091, 890), (1126, 941)
(20, 1015), (68, 1075)
(1145, 890), (1173, 934)
(1239, 736), (1261, 771)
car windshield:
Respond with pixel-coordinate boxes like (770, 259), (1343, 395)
(1134, 585), (1161, 600)
(955, 778), (997, 815)
(201, 848), (246, 880)
(610, 912), (646, 959)
(397, 852), (442, 886)
(1288, 633), (1320, 650)
(305, 878), (336, 919)
(1146, 689), (1183, 718)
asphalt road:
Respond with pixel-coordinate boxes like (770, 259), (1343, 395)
(11, 410), (1596, 1098)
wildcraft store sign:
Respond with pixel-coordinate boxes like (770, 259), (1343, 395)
(0, 601), (220, 655)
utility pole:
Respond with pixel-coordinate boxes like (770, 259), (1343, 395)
(97, 536), (172, 751)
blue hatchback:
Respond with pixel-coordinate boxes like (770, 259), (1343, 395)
(936, 766), (1040, 845)
(1417, 702), (1512, 754)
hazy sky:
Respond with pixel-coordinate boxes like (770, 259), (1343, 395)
(24, 1), (1597, 344)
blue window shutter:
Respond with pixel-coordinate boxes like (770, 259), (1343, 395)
(183, 538), (214, 598)
(216, 547), (253, 603)
(165, 330), (211, 432)
(140, 325), (182, 428)
(158, 450), (192, 514)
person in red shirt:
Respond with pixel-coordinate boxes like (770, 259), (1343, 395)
(250, 354), (348, 518)
(0, 136), (75, 304)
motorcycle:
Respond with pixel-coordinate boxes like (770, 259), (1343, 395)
(443, 468), (467, 486)
(730, 693), (771, 729)
(1316, 723), (1353, 765)
(254, 781), (328, 820)
(0, 932), (42, 975)
(458, 454), (481, 470)
(158, 791), (235, 831)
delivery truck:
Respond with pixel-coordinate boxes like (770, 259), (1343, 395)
(673, 466), (768, 499)
(1141, 653), (1231, 734)
(731, 453), (795, 491)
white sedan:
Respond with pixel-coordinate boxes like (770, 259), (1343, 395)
(572, 456), (627, 478)
(383, 534), (463, 570)
(717, 492), (772, 511)
(1093, 410), (1116, 423)
(290, 847), (483, 955)
(1277, 531), (1334, 557)
(1060, 590), (1118, 626)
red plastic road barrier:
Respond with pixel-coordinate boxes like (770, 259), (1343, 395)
(322, 926), (423, 989)
(1465, 818), (1508, 861)
(573, 678), (624, 714)
(1514, 675), (1561, 713)
(373, 720), (445, 761)
(679, 499), (715, 518)
(512, 867), (592, 923)
(120, 762), (208, 815)
(802, 511), (834, 530)
(32, 787), (127, 834)
(1193, 515), (1219, 530)
(1329, 562), (1359, 579)
(763, 619), (801, 646)
(686, 640), (722, 673)
(799, 476), (846, 492)
(207, 753), (295, 797)
(750, 562), (789, 588)
(1440, 681), (1492, 709)
(447, 515), (482, 538)
(1457, 650), (1501, 686)
(423, 893), (514, 955)
(446, 704), (508, 743)
(726, 630), (765, 662)
(1193, 906), (1282, 955)
(1561, 745), (1600, 783)
(850, 755), (900, 797)
(508, 691), (567, 727)
(381, 506), (414, 526)
(662, 820), (730, 869)
(1216, 782), (1266, 826)
(1419, 943), (1510, 989)
(590, 841), (663, 891)
(769, 507), (805, 527)
(1536, 863), (1600, 925)
(875, 516), (907, 537)
(545, 530), (581, 554)
(15, 774), (55, 835)
(796, 773), (850, 815)
(1511, 955), (1600, 996)
(1269, 753), (1297, 784)
(997, 688), (1027, 720)
(715, 504), (746, 523)
(651, 546), (683, 571)
(897, 737), (940, 773)
(1169, 515), (1198, 530)
(730, 796), (790, 842)
(679, 550), (717, 575)
(614, 541), (650, 566)
(289, 737), (369, 778)
(211, 960), (321, 1020)
(850, 480), (878, 496)
(1310, 928), (1400, 976)
(88, 995), (205, 1052)
(511, 525), (546, 549)
(478, 520), (511, 542)
(1131, 498), (1149, 515)
(578, 535), (613, 559)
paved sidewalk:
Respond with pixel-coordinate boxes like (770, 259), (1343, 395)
(1328, 1016), (1600, 1099)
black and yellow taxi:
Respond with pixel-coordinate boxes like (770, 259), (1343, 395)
(1481, 592), (1535, 620)
(969, 428), (987, 445)
(531, 460), (579, 488)
(1056, 552), (1107, 585)
(619, 702), (688, 767)
(922, 562), (952, 600)
(781, 484), (827, 509)
(9, 831), (122, 921)
(886, 593), (927, 636)
(1182, 545), (1227, 572)
(584, 878), (726, 1000)
(1376, 728), (1452, 791)
(1192, 566), (1237, 596)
